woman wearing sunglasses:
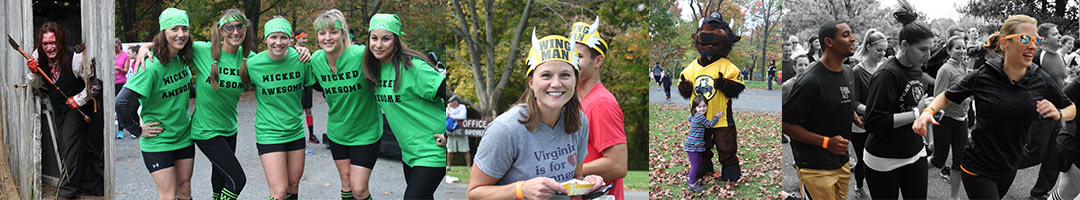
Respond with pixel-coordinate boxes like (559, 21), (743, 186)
(188, 9), (255, 200)
(914, 14), (1077, 199)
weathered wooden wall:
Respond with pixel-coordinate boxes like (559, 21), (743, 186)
(1, 1), (117, 199)
(2, 0), (42, 199)
(81, 2), (115, 199)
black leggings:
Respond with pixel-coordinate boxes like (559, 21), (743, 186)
(851, 131), (868, 188)
(402, 165), (445, 199)
(195, 135), (246, 198)
(961, 167), (1017, 199)
(931, 117), (968, 169)
(866, 157), (927, 199)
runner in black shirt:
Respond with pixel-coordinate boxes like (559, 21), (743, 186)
(782, 20), (858, 200)
(914, 14), (1077, 199)
(862, 4), (933, 198)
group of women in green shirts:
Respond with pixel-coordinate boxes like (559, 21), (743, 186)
(116, 7), (447, 200)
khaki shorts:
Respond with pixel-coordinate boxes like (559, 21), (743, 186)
(446, 134), (470, 153)
(797, 163), (851, 200)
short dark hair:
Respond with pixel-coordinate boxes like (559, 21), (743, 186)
(818, 20), (845, 50)
(1038, 23), (1058, 39)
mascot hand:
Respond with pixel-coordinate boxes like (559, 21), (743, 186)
(678, 75), (693, 99)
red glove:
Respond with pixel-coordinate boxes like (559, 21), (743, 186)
(27, 60), (40, 73)
(65, 97), (80, 109)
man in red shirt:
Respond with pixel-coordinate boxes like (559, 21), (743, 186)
(571, 16), (628, 199)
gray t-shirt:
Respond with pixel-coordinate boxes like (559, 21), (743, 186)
(475, 104), (590, 186)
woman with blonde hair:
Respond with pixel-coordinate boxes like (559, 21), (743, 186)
(849, 28), (887, 198)
(914, 14), (1077, 199)
(307, 9), (383, 200)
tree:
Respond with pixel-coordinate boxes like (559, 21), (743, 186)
(961, 0), (1079, 37)
(447, 0), (535, 119)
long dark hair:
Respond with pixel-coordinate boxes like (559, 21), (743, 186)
(513, 64), (583, 133)
(208, 8), (253, 89)
(35, 21), (72, 77)
(362, 33), (436, 92)
(151, 27), (194, 65)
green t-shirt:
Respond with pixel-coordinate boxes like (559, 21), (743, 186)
(309, 44), (383, 146)
(189, 41), (247, 140)
(245, 48), (313, 144)
(375, 57), (447, 167)
(124, 54), (194, 152)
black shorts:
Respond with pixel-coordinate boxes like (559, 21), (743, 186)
(302, 86), (313, 109)
(327, 138), (381, 169)
(142, 145), (196, 173)
(1060, 148), (1080, 172)
(256, 138), (306, 155)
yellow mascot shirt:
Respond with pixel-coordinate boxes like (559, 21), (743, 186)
(679, 58), (743, 128)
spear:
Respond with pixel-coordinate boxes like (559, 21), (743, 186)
(8, 34), (92, 122)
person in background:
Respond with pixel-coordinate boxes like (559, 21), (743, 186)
(114, 38), (130, 139)
(446, 96), (471, 171)
(1027, 22), (1068, 200)
(653, 62), (664, 88)
(767, 60), (777, 90)
(573, 16), (628, 200)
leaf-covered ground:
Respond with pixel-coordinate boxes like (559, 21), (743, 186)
(649, 104), (782, 199)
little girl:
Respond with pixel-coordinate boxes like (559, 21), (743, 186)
(684, 96), (724, 192)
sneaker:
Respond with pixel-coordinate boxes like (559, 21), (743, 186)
(939, 167), (951, 182)
(687, 183), (704, 192)
(308, 135), (320, 144)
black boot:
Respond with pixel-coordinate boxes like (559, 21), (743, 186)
(720, 165), (741, 182)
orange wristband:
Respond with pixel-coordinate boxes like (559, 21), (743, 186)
(515, 181), (524, 199)
(923, 107), (936, 115)
(821, 136), (829, 149)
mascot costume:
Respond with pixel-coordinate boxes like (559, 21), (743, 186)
(677, 11), (745, 183)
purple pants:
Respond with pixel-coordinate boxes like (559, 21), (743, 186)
(687, 151), (702, 185)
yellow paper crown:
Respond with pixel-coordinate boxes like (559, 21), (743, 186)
(525, 29), (578, 77)
(570, 16), (608, 57)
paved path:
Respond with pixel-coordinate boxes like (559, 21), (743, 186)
(781, 140), (1045, 199)
(649, 84), (781, 113)
(113, 91), (447, 199)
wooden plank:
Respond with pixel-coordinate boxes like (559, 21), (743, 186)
(2, 0), (42, 199)
(80, 2), (116, 199)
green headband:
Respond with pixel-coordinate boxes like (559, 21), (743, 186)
(263, 18), (293, 39)
(316, 20), (344, 31)
(217, 15), (244, 27)
(158, 8), (190, 31)
(369, 13), (405, 36)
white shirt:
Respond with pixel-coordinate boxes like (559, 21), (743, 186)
(447, 104), (467, 120)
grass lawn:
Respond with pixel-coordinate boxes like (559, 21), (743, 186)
(742, 80), (779, 90)
(649, 103), (782, 199)
(445, 166), (649, 191)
